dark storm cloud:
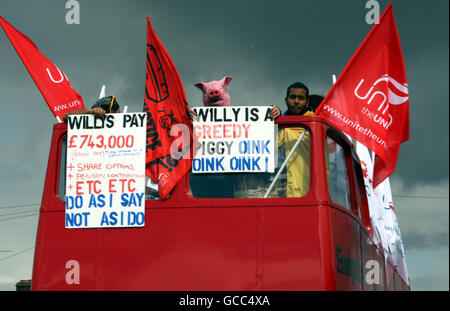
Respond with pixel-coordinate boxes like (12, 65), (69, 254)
(403, 230), (449, 250)
(2, 1), (447, 189)
(150, 0), (448, 188)
(0, 1), (447, 202)
(412, 274), (449, 291)
(64, 0), (449, 188)
(393, 180), (449, 253)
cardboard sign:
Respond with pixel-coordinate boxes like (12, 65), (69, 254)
(65, 113), (147, 228)
(192, 106), (275, 173)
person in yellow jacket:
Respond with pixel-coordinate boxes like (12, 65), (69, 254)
(272, 82), (315, 197)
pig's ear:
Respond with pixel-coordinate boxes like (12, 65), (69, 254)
(223, 76), (232, 86)
(195, 82), (205, 92)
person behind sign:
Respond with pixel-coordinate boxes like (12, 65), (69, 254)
(271, 82), (315, 197)
(63, 95), (121, 122)
(270, 82), (314, 118)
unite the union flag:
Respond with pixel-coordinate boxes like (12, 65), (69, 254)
(0, 16), (84, 121)
(143, 17), (195, 199)
(316, 3), (409, 188)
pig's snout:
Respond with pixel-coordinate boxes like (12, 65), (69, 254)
(208, 89), (221, 98)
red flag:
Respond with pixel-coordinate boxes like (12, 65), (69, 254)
(316, 3), (409, 188)
(143, 17), (195, 199)
(0, 17), (84, 121)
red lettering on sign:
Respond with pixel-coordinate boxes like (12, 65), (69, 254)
(76, 181), (84, 195)
(109, 179), (117, 193)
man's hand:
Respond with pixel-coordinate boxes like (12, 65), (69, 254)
(89, 107), (107, 118)
(269, 105), (281, 119)
(188, 107), (197, 120)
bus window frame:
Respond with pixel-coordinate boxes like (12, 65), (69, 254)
(57, 135), (67, 202)
(323, 126), (373, 237)
(352, 155), (373, 234)
(187, 123), (314, 201)
(325, 129), (355, 213)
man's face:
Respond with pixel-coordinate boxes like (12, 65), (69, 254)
(285, 88), (309, 115)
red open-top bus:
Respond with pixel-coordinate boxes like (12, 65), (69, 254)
(31, 114), (409, 290)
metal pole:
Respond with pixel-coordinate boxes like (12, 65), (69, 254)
(264, 130), (306, 198)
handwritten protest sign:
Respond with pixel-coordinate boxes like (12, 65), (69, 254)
(65, 113), (147, 229)
(192, 106), (275, 173)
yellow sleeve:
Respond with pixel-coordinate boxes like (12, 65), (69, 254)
(277, 128), (285, 148)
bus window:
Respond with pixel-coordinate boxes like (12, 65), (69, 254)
(353, 159), (364, 219)
(353, 160), (364, 220)
(189, 126), (311, 199)
(325, 135), (352, 211)
(145, 177), (163, 200)
(58, 136), (67, 201)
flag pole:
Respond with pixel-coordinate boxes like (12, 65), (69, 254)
(99, 85), (105, 99)
(332, 73), (353, 143)
(264, 130), (307, 198)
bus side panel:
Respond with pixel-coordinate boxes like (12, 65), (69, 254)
(32, 206), (258, 290)
(84, 206), (257, 290)
(394, 269), (402, 291)
(360, 228), (376, 291)
(32, 212), (99, 290)
(375, 246), (388, 291)
(330, 207), (363, 291)
(262, 205), (333, 290)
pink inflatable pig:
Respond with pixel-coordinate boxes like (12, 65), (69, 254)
(195, 76), (232, 107)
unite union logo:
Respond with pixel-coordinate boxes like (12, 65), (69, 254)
(354, 74), (408, 129)
(46, 66), (69, 84)
(158, 173), (169, 187)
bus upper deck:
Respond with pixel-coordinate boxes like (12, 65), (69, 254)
(31, 114), (410, 291)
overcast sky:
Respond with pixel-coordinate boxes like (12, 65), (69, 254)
(0, 0), (448, 291)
